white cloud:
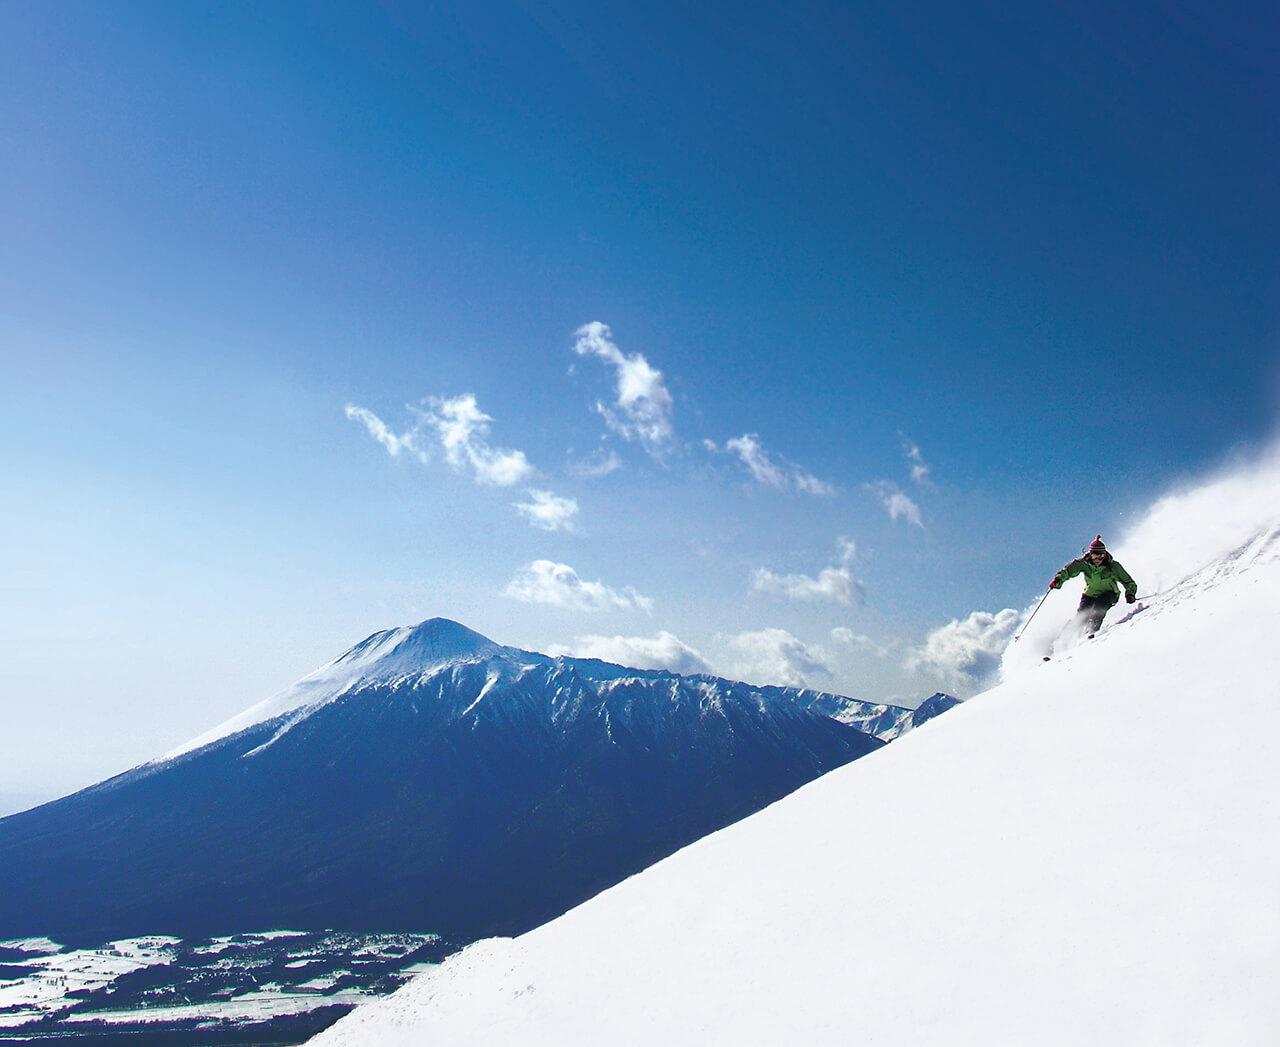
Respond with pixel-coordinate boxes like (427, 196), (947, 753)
(868, 481), (923, 527)
(903, 438), (933, 487)
(719, 433), (835, 495)
(514, 490), (579, 532)
(548, 632), (712, 675)
(831, 627), (891, 658)
(572, 322), (674, 454)
(346, 394), (534, 489)
(505, 560), (653, 613)
(344, 405), (429, 464)
(420, 394), (535, 487)
(753, 565), (861, 604)
(907, 608), (1021, 694)
(569, 448), (623, 479)
(752, 538), (864, 606)
(726, 433), (786, 488)
(794, 471), (837, 496)
(717, 628), (832, 688)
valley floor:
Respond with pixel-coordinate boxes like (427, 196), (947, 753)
(0, 931), (451, 1046)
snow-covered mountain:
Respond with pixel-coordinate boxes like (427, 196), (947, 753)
(0, 622), (949, 949)
(311, 452), (1280, 1047)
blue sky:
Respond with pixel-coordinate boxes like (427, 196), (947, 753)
(2, 0), (1276, 807)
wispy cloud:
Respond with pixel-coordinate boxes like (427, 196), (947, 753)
(903, 437), (933, 487)
(420, 394), (535, 487)
(346, 394), (533, 488)
(568, 448), (623, 479)
(714, 433), (835, 495)
(868, 481), (923, 527)
(716, 627), (832, 688)
(548, 631), (712, 675)
(752, 538), (863, 605)
(572, 322), (674, 455)
(793, 471), (836, 496)
(906, 608), (1021, 694)
(348, 395), (562, 529)
(344, 405), (429, 464)
(505, 560), (653, 613)
(723, 433), (785, 487)
(514, 489), (579, 532)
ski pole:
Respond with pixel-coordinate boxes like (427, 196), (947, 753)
(1012, 587), (1054, 642)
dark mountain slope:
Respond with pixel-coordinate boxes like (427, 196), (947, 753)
(0, 619), (945, 946)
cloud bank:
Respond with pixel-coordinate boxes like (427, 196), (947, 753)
(907, 608), (1022, 694)
(548, 632), (712, 675)
(717, 628), (832, 688)
(505, 560), (653, 613)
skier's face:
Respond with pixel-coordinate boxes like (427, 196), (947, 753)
(1087, 552), (1106, 565)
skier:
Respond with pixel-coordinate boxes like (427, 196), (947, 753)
(1050, 536), (1138, 635)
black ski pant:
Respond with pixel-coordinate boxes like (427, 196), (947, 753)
(1076, 591), (1119, 634)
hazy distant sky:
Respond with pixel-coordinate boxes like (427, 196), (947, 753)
(3, 0), (1276, 807)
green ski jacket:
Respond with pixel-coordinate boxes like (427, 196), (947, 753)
(1054, 556), (1137, 598)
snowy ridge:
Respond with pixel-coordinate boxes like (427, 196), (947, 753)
(157, 620), (931, 767)
(310, 453), (1280, 1047)
(161, 619), (533, 762)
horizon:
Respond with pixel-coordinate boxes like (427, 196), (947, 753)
(5, 444), (1277, 818)
(3, 0), (1276, 807)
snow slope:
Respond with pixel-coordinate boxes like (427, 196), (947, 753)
(313, 452), (1280, 1047)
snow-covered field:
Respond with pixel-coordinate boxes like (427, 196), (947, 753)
(58, 988), (373, 1026)
(0, 931), (444, 1035)
(312, 447), (1280, 1047)
(0, 936), (179, 1027)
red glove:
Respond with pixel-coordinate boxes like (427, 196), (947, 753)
(1126, 592), (1136, 604)
(1049, 577), (1061, 590)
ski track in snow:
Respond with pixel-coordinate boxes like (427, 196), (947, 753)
(310, 451), (1280, 1047)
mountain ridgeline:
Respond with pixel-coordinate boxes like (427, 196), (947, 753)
(0, 619), (956, 947)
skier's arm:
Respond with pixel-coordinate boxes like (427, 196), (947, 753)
(1053, 560), (1084, 587)
(1110, 560), (1138, 598)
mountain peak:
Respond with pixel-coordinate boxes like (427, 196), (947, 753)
(393, 618), (503, 661)
(322, 617), (513, 685)
(159, 619), (514, 763)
